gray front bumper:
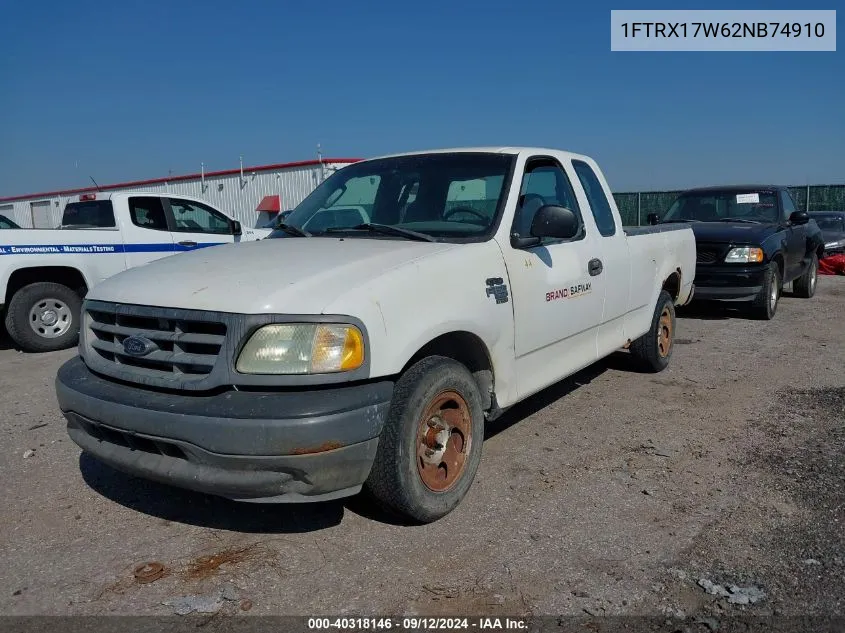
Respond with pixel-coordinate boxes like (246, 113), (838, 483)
(57, 356), (394, 502)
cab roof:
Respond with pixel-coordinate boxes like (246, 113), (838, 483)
(681, 184), (787, 194)
(365, 146), (596, 163)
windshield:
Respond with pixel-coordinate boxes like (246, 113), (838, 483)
(268, 152), (515, 241)
(813, 215), (845, 232)
(61, 200), (116, 228)
(0, 214), (20, 229)
(663, 190), (780, 223)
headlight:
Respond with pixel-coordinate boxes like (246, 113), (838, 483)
(724, 247), (764, 263)
(236, 323), (364, 374)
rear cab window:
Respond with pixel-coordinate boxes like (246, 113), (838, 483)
(61, 201), (116, 229)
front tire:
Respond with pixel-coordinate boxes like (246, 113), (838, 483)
(365, 356), (485, 523)
(793, 252), (818, 298)
(4, 282), (82, 352)
(750, 262), (781, 320)
(629, 289), (675, 373)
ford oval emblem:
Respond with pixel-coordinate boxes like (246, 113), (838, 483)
(123, 335), (156, 357)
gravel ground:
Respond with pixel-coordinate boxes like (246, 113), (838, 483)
(1, 277), (843, 631)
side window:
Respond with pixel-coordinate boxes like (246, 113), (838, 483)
(169, 199), (232, 234)
(128, 197), (168, 231)
(781, 190), (797, 217)
(573, 160), (617, 236)
(512, 159), (583, 241)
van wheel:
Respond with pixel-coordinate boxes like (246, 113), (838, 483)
(793, 252), (818, 298)
(750, 262), (780, 320)
(365, 356), (484, 523)
(4, 282), (82, 352)
(629, 290), (675, 373)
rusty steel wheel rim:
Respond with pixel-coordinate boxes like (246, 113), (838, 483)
(657, 306), (673, 358)
(416, 390), (472, 492)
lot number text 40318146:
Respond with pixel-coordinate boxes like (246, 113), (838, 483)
(307, 617), (529, 630)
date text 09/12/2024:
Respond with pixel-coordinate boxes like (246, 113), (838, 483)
(307, 617), (528, 630)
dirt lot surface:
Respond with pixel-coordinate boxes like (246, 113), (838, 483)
(1, 278), (843, 632)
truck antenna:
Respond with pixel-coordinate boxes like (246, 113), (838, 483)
(89, 176), (102, 192)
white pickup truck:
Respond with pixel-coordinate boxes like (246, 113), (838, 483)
(55, 147), (696, 523)
(1, 192), (269, 352)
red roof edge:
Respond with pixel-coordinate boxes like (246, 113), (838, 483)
(0, 157), (362, 203)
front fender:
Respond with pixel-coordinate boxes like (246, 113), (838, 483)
(322, 242), (517, 405)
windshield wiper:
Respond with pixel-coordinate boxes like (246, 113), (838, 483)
(275, 223), (311, 237)
(323, 223), (437, 242)
(718, 218), (761, 224)
(661, 218), (700, 223)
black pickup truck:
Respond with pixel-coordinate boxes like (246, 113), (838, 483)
(654, 185), (824, 319)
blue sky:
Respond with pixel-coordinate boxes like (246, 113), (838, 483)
(0, 0), (842, 195)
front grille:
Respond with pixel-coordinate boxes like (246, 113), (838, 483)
(697, 248), (720, 264)
(85, 302), (226, 383)
(696, 243), (727, 265)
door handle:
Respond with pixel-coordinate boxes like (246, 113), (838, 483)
(588, 258), (603, 276)
(178, 240), (198, 247)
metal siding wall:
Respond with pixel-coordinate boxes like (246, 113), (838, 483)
(1, 162), (348, 229)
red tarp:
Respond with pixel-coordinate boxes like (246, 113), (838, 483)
(819, 254), (845, 275)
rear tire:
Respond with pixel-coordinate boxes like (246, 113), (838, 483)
(750, 262), (781, 320)
(4, 282), (82, 352)
(364, 356), (484, 523)
(629, 290), (675, 373)
(793, 252), (818, 298)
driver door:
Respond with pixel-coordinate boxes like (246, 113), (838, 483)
(779, 189), (806, 280)
(498, 156), (606, 400)
(164, 198), (238, 252)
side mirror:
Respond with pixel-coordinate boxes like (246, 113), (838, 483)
(647, 213), (661, 226)
(231, 220), (243, 236)
(531, 205), (580, 240)
(789, 211), (810, 225)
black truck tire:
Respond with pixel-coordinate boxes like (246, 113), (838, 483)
(750, 262), (781, 320)
(4, 282), (82, 352)
(793, 252), (818, 299)
(365, 355), (485, 523)
(629, 290), (675, 373)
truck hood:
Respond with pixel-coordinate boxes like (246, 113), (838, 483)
(688, 221), (780, 244)
(88, 237), (459, 314)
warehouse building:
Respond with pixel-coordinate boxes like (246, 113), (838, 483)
(0, 155), (360, 229)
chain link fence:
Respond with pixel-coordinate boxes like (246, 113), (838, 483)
(614, 184), (845, 226)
